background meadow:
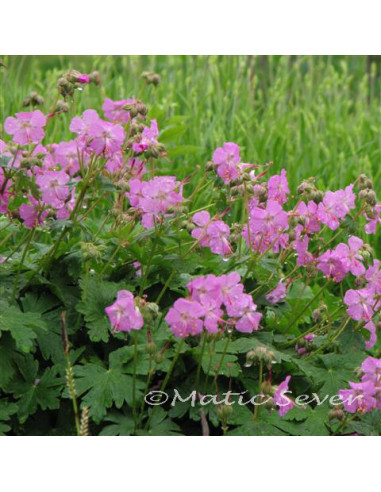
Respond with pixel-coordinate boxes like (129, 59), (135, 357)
(2, 55), (381, 188)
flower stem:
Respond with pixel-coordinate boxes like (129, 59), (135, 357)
(253, 360), (263, 421)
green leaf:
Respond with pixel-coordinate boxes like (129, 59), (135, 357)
(76, 278), (123, 343)
(99, 412), (135, 436)
(138, 407), (182, 436)
(74, 361), (144, 423)
(0, 336), (18, 389)
(0, 300), (47, 352)
(348, 410), (381, 436)
(7, 358), (63, 423)
(0, 399), (18, 436)
(312, 352), (364, 396)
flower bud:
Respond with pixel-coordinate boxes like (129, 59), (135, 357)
(90, 71), (101, 86)
(55, 100), (69, 113)
(80, 242), (105, 261)
(264, 396), (275, 409)
(358, 189), (369, 200)
(57, 77), (74, 98)
(22, 91), (44, 107)
(145, 341), (157, 355)
(328, 406), (344, 422)
(217, 404), (233, 421)
(205, 161), (216, 172)
(141, 71), (161, 86)
(366, 190), (377, 207)
(311, 190), (324, 204)
(135, 297), (160, 324)
(245, 346), (276, 366)
(261, 380), (272, 395)
(154, 352), (165, 364)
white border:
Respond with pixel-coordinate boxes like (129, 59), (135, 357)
(0, 438), (379, 490)
(1, 1), (380, 54)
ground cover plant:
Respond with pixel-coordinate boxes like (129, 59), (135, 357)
(0, 55), (380, 436)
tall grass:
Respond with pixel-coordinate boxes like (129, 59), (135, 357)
(1, 55), (380, 190)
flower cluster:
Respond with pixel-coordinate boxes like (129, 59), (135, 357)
(70, 109), (126, 157)
(211, 142), (254, 184)
(316, 185), (356, 230)
(317, 235), (365, 282)
(191, 211), (232, 256)
(243, 199), (289, 254)
(165, 272), (262, 337)
(0, 97), (164, 230)
(126, 176), (183, 228)
(105, 290), (144, 333)
(339, 357), (381, 413)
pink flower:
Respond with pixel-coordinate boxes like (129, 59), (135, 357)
(102, 98), (134, 123)
(191, 211), (232, 256)
(191, 211), (213, 246)
(132, 261), (142, 277)
(364, 320), (377, 350)
(70, 109), (100, 136)
(244, 200), (289, 253)
(88, 120), (125, 156)
(132, 120), (159, 154)
(165, 298), (205, 338)
(36, 170), (70, 208)
(293, 227), (313, 266)
(76, 74), (90, 84)
(227, 293), (262, 333)
(208, 221), (232, 255)
(56, 189), (76, 220)
(317, 250), (347, 282)
(365, 260), (381, 295)
(54, 140), (84, 175)
(268, 169), (289, 205)
(213, 142), (241, 184)
(170, 273), (262, 336)
(4, 110), (47, 146)
(187, 274), (223, 307)
(364, 205), (381, 234)
(19, 196), (48, 228)
(201, 297), (224, 334)
(266, 281), (287, 304)
(304, 334), (316, 342)
(333, 236), (365, 277)
(295, 201), (320, 233)
(0, 169), (11, 214)
(249, 200), (289, 234)
(317, 185), (356, 230)
(339, 381), (377, 413)
(274, 375), (294, 416)
(344, 288), (375, 321)
(127, 176), (183, 229)
(361, 357), (381, 385)
(105, 290), (144, 333)
(219, 272), (244, 309)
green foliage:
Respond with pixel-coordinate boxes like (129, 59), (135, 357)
(0, 300), (47, 352)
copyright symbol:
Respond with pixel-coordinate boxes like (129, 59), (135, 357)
(144, 391), (169, 405)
